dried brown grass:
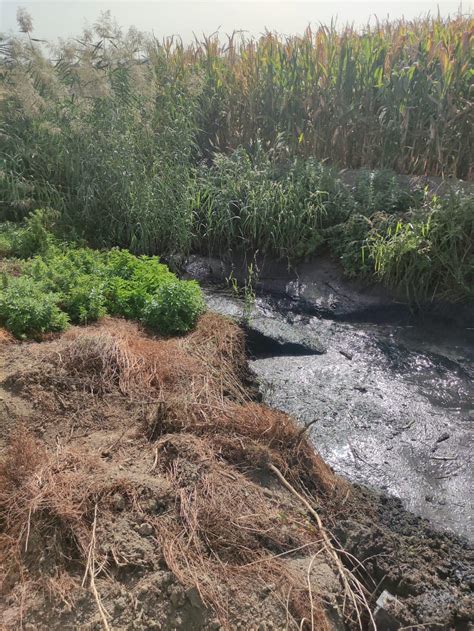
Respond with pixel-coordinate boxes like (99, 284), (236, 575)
(0, 427), (146, 627)
(0, 313), (361, 630)
(16, 314), (245, 403)
(47, 319), (204, 397)
(0, 328), (15, 345)
(147, 432), (333, 629)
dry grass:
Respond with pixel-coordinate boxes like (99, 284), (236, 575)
(0, 328), (15, 345)
(0, 313), (370, 630)
(152, 431), (332, 628)
(0, 428), (96, 592)
(15, 314), (244, 402)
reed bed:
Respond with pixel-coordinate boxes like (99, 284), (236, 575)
(0, 11), (472, 302)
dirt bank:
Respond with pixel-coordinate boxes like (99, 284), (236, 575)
(184, 252), (474, 327)
(0, 316), (472, 630)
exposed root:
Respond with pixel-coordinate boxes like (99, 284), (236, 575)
(83, 504), (111, 631)
(269, 464), (375, 630)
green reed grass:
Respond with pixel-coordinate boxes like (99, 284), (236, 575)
(0, 12), (472, 303)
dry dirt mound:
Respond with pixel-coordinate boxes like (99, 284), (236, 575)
(0, 315), (472, 630)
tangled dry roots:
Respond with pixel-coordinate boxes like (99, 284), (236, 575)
(12, 314), (248, 403)
(0, 428), (99, 593)
(0, 313), (366, 630)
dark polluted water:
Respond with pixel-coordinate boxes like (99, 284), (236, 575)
(204, 289), (474, 542)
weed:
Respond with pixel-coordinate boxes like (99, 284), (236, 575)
(143, 280), (206, 335)
(368, 193), (474, 302)
(226, 262), (259, 325)
(195, 151), (350, 260)
(0, 209), (55, 259)
(1, 240), (206, 338)
(0, 275), (69, 339)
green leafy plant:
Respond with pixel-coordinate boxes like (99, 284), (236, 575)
(350, 170), (424, 217)
(0, 210), (56, 259)
(226, 261), (259, 325)
(9, 209), (56, 259)
(103, 251), (176, 318)
(194, 150), (350, 261)
(60, 275), (107, 324)
(0, 275), (69, 339)
(367, 194), (474, 303)
(3, 240), (207, 337)
(143, 280), (206, 335)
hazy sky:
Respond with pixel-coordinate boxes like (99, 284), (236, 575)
(1, 1), (471, 42)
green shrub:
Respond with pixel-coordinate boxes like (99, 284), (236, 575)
(326, 213), (376, 278)
(0, 232), (14, 258)
(18, 244), (207, 335)
(103, 250), (175, 288)
(24, 249), (96, 292)
(105, 276), (145, 319)
(0, 276), (69, 339)
(9, 209), (56, 259)
(350, 170), (424, 216)
(22, 247), (108, 323)
(143, 280), (206, 335)
(103, 251), (176, 318)
(60, 275), (107, 324)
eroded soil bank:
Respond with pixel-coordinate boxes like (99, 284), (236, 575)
(0, 315), (472, 630)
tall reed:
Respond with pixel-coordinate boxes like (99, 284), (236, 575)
(0, 10), (472, 293)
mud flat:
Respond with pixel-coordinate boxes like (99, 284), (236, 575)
(187, 255), (474, 543)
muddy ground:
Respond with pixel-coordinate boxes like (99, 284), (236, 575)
(201, 289), (474, 544)
(186, 254), (474, 543)
(0, 315), (472, 630)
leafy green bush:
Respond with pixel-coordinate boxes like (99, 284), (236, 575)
(61, 275), (107, 324)
(143, 281), (206, 335)
(0, 226), (15, 257)
(9, 209), (56, 259)
(349, 170), (424, 217)
(6, 243), (206, 337)
(102, 250), (176, 318)
(0, 276), (69, 339)
(326, 213), (376, 278)
(22, 247), (107, 324)
(24, 248), (99, 292)
(0, 210), (57, 260)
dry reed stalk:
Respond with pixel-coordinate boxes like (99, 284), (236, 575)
(82, 504), (111, 631)
(269, 464), (376, 630)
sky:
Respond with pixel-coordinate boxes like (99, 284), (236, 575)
(0, 1), (471, 42)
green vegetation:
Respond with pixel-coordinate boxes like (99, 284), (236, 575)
(143, 281), (205, 335)
(0, 227), (206, 338)
(0, 209), (55, 259)
(195, 150), (350, 260)
(0, 13), (472, 306)
(0, 275), (69, 339)
(367, 194), (474, 303)
(198, 157), (473, 302)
